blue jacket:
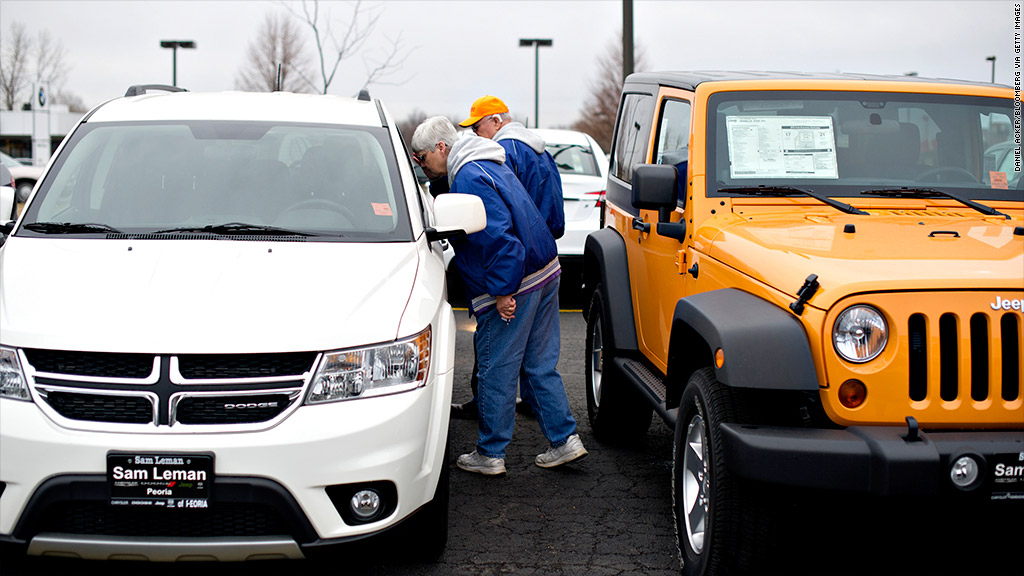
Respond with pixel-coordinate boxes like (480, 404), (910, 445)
(493, 123), (565, 240)
(446, 135), (560, 316)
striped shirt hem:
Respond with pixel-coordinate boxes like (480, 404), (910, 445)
(470, 257), (561, 316)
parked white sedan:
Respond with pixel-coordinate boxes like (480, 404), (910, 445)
(533, 129), (607, 260)
(0, 152), (44, 203)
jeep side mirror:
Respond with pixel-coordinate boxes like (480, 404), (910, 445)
(632, 164), (677, 212)
(426, 193), (487, 242)
(632, 164), (686, 241)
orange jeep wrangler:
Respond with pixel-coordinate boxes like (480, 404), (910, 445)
(582, 71), (1023, 575)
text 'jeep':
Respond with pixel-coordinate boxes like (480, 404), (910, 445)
(583, 71), (1023, 576)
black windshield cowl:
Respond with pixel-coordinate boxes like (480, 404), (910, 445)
(718, 185), (869, 216)
(151, 222), (316, 237)
(860, 188), (1010, 219)
(23, 222), (124, 234)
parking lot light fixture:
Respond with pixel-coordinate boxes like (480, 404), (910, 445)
(519, 38), (553, 128)
(160, 40), (196, 87)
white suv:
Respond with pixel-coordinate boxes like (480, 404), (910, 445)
(0, 85), (485, 562)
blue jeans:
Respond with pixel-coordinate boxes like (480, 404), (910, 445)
(474, 278), (577, 458)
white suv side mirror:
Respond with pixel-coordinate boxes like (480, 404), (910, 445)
(427, 193), (486, 241)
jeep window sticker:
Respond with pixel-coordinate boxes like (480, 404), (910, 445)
(727, 116), (839, 179)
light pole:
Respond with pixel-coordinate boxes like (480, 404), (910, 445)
(160, 40), (196, 87)
(519, 38), (553, 128)
(986, 56), (996, 83)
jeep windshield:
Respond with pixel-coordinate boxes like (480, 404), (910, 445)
(18, 121), (413, 241)
(707, 91), (1020, 204)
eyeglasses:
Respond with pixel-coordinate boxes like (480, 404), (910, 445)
(412, 144), (435, 165)
(411, 140), (440, 163)
(471, 115), (497, 134)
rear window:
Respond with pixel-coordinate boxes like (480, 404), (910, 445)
(546, 142), (600, 176)
(22, 121), (412, 241)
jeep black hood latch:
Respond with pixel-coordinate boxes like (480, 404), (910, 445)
(789, 274), (820, 315)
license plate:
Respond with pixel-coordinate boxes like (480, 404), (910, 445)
(107, 452), (213, 508)
(990, 452), (1024, 501)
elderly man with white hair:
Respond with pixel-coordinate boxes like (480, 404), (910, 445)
(411, 116), (586, 476)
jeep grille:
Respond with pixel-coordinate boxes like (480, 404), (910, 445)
(824, 292), (1024, 427)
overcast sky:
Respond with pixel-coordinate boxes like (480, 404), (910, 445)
(1, 1), (1016, 128)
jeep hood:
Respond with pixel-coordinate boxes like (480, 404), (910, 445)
(0, 238), (422, 353)
(703, 210), (1024, 310)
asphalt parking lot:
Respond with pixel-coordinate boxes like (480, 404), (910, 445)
(7, 297), (1021, 576)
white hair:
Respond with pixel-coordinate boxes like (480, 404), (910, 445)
(411, 116), (458, 152)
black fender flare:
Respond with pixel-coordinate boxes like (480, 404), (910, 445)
(666, 289), (819, 399)
(583, 228), (638, 354)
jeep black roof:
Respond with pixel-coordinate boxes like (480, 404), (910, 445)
(624, 70), (1005, 91)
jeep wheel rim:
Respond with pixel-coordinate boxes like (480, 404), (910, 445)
(589, 318), (603, 408)
(682, 412), (708, 555)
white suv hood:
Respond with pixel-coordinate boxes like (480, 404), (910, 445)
(0, 238), (420, 354)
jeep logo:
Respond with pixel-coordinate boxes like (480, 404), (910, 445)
(224, 402), (278, 410)
(990, 296), (1022, 312)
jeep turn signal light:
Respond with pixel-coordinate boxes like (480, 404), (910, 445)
(715, 348), (725, 368)
(838, 379), (867, 408)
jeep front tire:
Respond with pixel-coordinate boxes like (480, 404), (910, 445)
(674, 367), (764, 576)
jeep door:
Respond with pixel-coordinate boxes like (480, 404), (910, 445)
(607, 87), (694, 373)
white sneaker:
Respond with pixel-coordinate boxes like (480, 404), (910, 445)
(457, 450), (506, 476)
(535, 434), (588, 468)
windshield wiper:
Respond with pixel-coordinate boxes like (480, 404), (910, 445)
(152, 222), (314, 236)
(718, 185), (869, 215)
(860, 187), (1010, 219)
(23, 222), (124, 234)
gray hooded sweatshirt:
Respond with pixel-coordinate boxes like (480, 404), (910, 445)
(493, 121), (546, 153)
(447, 134), (507, 187)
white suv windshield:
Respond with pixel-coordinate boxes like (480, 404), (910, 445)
(22, 121), (412, 240)
(708, 91), (1020, 203)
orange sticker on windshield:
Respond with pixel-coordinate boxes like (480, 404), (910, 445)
(372, 203), (393, 216)
(990, 171), (1008, 189)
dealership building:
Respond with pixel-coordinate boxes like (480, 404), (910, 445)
(1, 85), (84, 166)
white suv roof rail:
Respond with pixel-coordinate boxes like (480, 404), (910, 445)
(124, 84), (188, 97)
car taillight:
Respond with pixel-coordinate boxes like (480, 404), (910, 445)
(586, 190), (606, 209)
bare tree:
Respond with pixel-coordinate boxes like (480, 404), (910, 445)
(571, 33), (648, 152)
(285, 0), (410, 95)
(0, 22), (31, 110)
(237, 12), (315, 92)
(54, 88), (88, 113)
(33, 29), (69, 87)
(2, 22), (80, 111)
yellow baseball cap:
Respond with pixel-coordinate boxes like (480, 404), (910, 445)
(458, 95), (509, 127)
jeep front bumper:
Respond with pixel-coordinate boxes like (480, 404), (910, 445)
(720, 423), (1024, 498)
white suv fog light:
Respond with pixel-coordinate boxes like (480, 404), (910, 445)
(950, 455), (980, 489)
(351, 489), (382, 520)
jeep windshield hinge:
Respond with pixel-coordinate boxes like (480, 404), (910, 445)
(789, 274), (819, 315)
(632, 216), (651, 234)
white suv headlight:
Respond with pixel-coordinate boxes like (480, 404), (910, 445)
(833, 305), (888, 363)
(0, 347), (31, 401)
(306, 327), (431, 404)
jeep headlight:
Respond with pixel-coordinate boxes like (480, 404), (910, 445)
(833, 305), (887, 363)
(306, 327), (431, 404)
(0, 347), (31, 401)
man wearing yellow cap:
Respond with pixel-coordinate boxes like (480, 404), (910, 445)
(459, 96), (565, 240)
